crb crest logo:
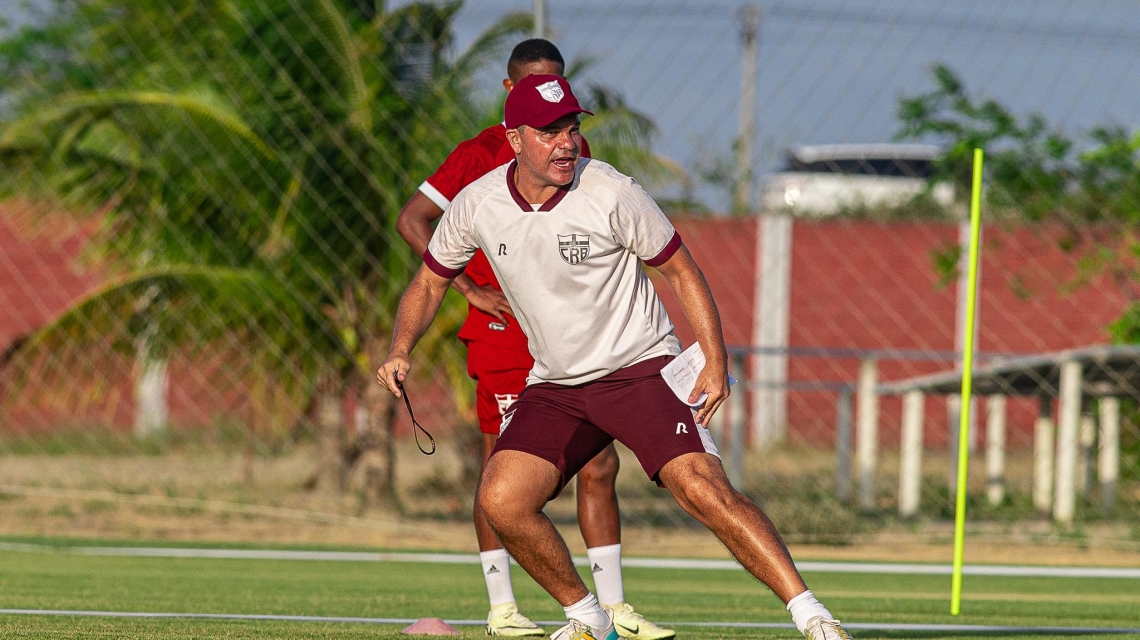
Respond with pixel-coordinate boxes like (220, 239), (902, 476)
(494, 393), (518, 415)
(535, 80), (564, 103)
(558, 233), (591, 265)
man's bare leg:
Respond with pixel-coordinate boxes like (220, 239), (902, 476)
(476, 433), (545, 636)
(476, 432), (506, 551)
(575, 443), (621, 547)
(577, 445), (675, 639)
(658, 452), (807, 602)
(658, 454), (848, 637)
(479, 449), (591, 604)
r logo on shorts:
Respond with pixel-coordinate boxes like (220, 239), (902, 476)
(491, 356), (719, 492)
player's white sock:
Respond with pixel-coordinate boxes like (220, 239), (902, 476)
(480, 549), (516, 606)
(587, 543), (624, 605)
(787, 590), (834, 634)
(563, 592), (609, 631)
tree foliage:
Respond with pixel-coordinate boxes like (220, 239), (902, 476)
(897, 63), (1140, 339)
(897, 63), (1140, 225)
(0, 1), (681, 498)
(0, 0), (526, 438)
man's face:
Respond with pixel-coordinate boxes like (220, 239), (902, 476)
(508, 114), (582, 189)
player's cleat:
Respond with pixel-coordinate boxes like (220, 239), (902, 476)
(549, 618), (617, 640)
(486, 602), (545, 637)
(604, 602), (675, 640)
(802, 616), (853, 640)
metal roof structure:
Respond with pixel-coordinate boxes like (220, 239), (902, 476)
(876, 344), (1140, 397)
(789, 143), (941, 163)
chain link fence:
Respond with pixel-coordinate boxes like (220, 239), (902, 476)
(1, 0), (1138, 551)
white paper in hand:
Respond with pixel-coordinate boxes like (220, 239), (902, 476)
(660, 342), (737, 407)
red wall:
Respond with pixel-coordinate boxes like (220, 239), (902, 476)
(3, 205), (1133, 448)
(660, 217), (1131, 449)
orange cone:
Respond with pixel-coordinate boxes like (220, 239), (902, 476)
(402, 618), (460, 635)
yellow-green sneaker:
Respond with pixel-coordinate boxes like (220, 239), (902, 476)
(550, 619), (617, 640)
(604, 602), (675, 640)
(486, 602), (545, 637)
(803, 616), (853, 640)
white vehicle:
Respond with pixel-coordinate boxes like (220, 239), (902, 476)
(759, 143), (954, 215)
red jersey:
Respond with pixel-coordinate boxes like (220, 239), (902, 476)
(419, 123), (590, 351)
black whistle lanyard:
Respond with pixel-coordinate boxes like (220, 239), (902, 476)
(396, 380), (435, 455)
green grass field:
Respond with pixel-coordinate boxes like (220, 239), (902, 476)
(1, 538), (1138, 639)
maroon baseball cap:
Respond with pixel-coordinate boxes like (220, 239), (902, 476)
(504, 74), (593, 129)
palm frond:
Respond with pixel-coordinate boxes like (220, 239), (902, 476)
(56, 89), (276, 160)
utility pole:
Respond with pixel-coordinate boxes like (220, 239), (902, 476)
(534, 0), (547, 38)
(733, 3), (760, 214)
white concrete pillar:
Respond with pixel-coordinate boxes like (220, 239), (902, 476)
(1053, 360), (1082, 524)
(856, 358), (879, 511)
(1033, 396), (1054, 513)
(134, 356), (169, 438)
(946, 396), (978, 494)
(834, 387), (854, 503)
(1078, 407), (1096, 496)
(953, 221), (982, 454)
(985, 395), (1007, 506)
(726, 355), (747, 490)
(1098, 397), (1120, 513)
(750, 215), (793, 447)
(898, 390), (924, 518)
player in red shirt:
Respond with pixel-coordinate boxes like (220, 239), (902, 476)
(396, 40), (672, 640)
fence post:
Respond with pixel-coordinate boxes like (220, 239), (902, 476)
(1053, 360), (1082, 524)
(1098, 396), (1120, 514)
(834, 386), (853, 503)
(751, 215), (792, 448)
(898, 390), (924, 518)
(856, 358), (879, 511)
(985, 394), (1006, 506)
(727, 354), (747, 490)
(1033, 395), (1055, 513)
(1078, 405), (1096, 497)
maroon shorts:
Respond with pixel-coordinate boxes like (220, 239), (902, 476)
(492, 356), (720, 494)
(467, 341), (535, 435)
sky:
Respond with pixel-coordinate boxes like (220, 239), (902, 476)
(3, 0), (1139, 212)
(0, 1), (37, 30)
(442, 0), (1140, 211)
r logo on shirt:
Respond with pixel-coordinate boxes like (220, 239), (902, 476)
(557, 233), (591, 265)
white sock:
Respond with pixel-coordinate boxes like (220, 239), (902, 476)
(786, 590), (834, 635)
(563, 592), (609, 631)
(480, 549), (515, 607)
(587, 543), (625, 605)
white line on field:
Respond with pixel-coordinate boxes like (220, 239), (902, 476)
(1, 609), (1139, 634)
(2, 541), (1138, 579)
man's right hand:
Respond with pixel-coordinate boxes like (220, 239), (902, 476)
(462, 283), (515, 324)
(376, 353), (411, 398)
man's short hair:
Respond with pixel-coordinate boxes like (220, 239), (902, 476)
(507, 38), (565, 81)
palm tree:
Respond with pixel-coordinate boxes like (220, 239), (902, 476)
(0, 0), (683, 505)
(0, 0), (526, 498)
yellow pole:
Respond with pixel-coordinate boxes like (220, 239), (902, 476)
(951, 148), (984, 616)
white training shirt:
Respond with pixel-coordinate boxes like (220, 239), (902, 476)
(425, 158), (683, 386)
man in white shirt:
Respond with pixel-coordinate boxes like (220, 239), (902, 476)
(377, 74), (851, 640)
